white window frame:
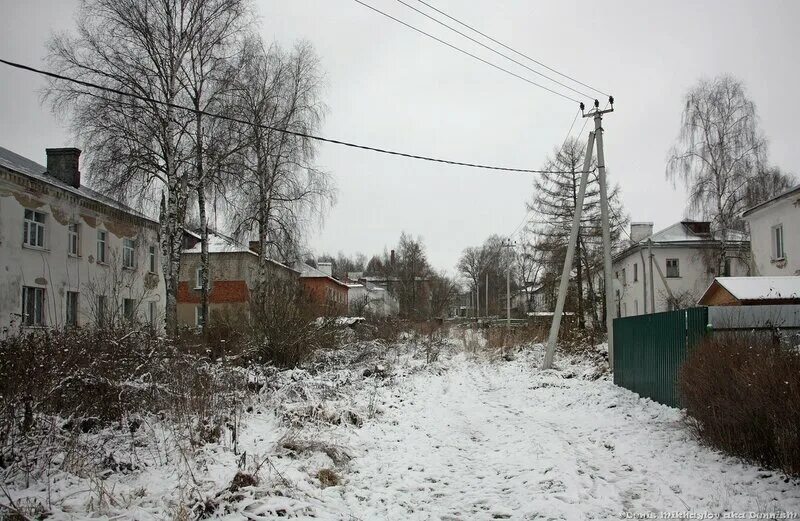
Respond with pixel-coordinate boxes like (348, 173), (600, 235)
(22, 286), (45, 327)
(195, 266), (210, 290)
(123, 238), (136, 269)
(97, 230), (108, 264)
(148, 245), (157, 273)
(195, 305), (205, 327)
(772, 224), (785, 260)
(66, 291), (79, 327)
(23, 209), (46, 248)
(666, 258), (680, 278)
(68, 223), (80, 256)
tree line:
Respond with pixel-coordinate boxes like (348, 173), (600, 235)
(45, 0), (332, 334)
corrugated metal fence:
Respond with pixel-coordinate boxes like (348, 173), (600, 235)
(613, 307), (708, 408)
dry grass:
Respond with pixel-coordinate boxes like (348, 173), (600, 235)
(316, 468), (340, 488)
(679, 332), (800, 476)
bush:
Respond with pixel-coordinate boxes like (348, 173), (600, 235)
(679, 333), (800, 476)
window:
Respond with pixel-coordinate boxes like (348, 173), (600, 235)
(772, 224), (785, 260)
(123, 298), (137, 322)
(615, 271), (619, 279)
(722, 257), (732, 277)
(148, 301), (157, 327)
(23, 209), (45, 248)
(195, 266), (210, 290)
(123, 238), (136, 269)
(195, 306), (205, 327)
(97, 230), (107, 264)
(21, 286), (45, 326)
(633, 263), (638, 282)
(66, 291), (79, 327)
(666, 258), (680, 278)
(621, 268), (626, 285)
(622, 302), (627, 317)
(148, 246), (157, 273)
(97, 295), (107, 327)
(68, 223), (80, 256)
(634, 299), (639, 315)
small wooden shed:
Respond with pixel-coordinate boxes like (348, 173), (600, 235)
(698, 276), (800, 306)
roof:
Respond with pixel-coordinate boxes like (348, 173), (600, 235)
(614, 220), (748, 263)
(699, 276), (800, 305)
(0, 146), (155, 224)
(294, 261), (349, 287)
(182, 230), (298, 273)
(741, 183), (800, 219)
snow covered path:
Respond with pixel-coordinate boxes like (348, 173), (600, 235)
(317, 356), (800, 520)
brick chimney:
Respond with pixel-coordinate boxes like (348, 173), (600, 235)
(46, 148), (81, 188)
(630, 222), (654, 243)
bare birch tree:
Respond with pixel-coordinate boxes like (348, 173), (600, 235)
(226, 37), (333, 290)
(46, 0), (242, 334)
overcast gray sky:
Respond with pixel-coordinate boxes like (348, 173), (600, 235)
(2, 0), (798, 274)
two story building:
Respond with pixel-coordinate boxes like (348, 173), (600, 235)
(177, 229), (299, 327)
(742, 183), (799, 276)
(611, 220), (749, 317)
(0, 146), (165, 333)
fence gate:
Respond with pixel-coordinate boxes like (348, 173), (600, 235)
(613, 307), (708, 408)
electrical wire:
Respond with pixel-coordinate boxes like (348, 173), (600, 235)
(0, 57), (584, 175)
(393, 0), (594, 101)
(414, 0), (610, 98)
(351, 0), (582, 104)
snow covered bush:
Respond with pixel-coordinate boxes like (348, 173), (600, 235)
(679, 332), (800, 476)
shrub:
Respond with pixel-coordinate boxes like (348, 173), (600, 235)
(678, 333), (800, 476)
(248, 278), (338, 367)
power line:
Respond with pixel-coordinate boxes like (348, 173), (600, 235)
(0, 57), (583, 175)
(351, 0), (582, 104)
(414, 0), (610, 98)
(393, 0), (595, 101)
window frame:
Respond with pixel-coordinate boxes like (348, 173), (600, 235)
(97, 295), (107, 327)
(122, 238), (136, 269)
(97, 230), (108, 264)
(21, 286), (45, 327)
(68, 223), (80, 256)
(23, 209), (46, 249)
(148, 245), (157, 273)
(194, 266), (211, 290)
(66, 291), (79, 327)
(195, 305), (205, 327)
(122, 298), (137, 323)
(633, 263), (638, 282)
(772, 224), (785, 260)
(666, 258), (680, 278)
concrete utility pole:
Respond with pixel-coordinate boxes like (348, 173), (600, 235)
(542, 132), (596, 370)
(485, 272), (489, 317)
(505, 239), (515, 327)
(648, 239), (656, 313)
(542, 97), (616, 370)
(594, 102), (616, 370)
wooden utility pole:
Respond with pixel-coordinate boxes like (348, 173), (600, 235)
(542, 97), (616, 370)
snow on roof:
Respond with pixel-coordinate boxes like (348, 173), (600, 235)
(183, 230), (297, 272)
(742, 183), (800, 218)
(0, 146), (155, 224)
(705, 276), (800, 302)
(646, 221), (747, 244)
(294, 261), (349, 287)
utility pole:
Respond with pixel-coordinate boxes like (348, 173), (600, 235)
(542, 97), (615, 370)
(648, 239), (656, 313)
(594, 100), (616, 370)
(505, 239), (515, 328)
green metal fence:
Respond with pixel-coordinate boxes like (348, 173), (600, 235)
(613, 307), (708, 408)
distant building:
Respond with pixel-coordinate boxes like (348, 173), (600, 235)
(294, 261), (349, 316)
(0, 146), (165, 333)
(742, 184), (799, 276)
(612, 221), (750, 316)
(178, 229), (298, 327)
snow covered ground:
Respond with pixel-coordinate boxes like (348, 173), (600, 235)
(7, 333), (800, 519)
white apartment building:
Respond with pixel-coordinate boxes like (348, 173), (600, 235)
(0, 146), (165, 333)
(742, 184), (799, 276)
(611, 221), (749, 317)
